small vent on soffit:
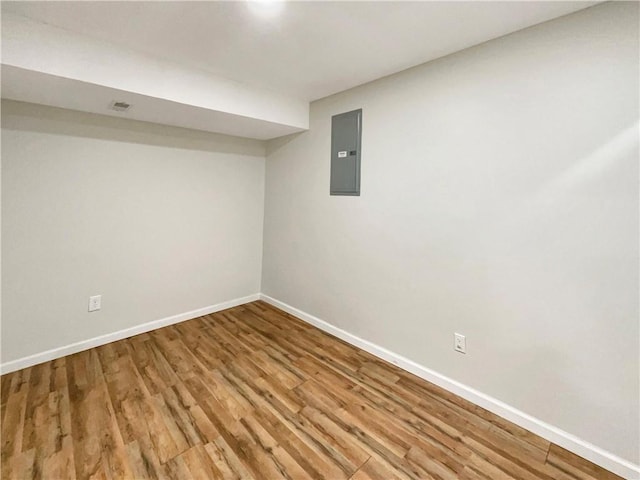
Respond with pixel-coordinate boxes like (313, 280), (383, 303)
(110, 100), (132, 112)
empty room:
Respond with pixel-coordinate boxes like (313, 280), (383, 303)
(1, 1), (638, 479)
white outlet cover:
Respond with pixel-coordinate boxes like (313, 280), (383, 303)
(454, 333), (466, 354)
(88, 295), (101, 312)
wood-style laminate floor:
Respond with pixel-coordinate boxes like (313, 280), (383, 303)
(1, 301), (623, 480)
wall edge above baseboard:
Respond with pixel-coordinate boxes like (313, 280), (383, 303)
(0, 293), (261, 375)
(258, 293), (640, 480)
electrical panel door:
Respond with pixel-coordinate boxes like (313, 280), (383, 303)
(330, 109), (362, 196)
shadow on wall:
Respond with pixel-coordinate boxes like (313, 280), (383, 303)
(265, 130), (305, 156)
(530, 121), (640, 208)
(0, 99), (265, 157)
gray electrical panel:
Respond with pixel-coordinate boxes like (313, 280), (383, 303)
(330, 109), (362, 196)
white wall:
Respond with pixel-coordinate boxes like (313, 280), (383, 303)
(263, 2), (639, 465)
(1, 100), (265, 364)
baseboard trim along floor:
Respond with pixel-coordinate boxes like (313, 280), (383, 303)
(259, 294), (640, 480)
(1, 292), (637, 478)
(0, 293), (261, 375)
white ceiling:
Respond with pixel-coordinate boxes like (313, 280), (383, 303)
(2, 1), (598, 102)
(1, 12), (309, 139)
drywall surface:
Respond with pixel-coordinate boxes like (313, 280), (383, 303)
(2, 13), (309, 138)
(262, 2), (639, 464)
(1, 100), (265, 363)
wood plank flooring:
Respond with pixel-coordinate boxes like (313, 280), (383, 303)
(1, 301), (623, 479)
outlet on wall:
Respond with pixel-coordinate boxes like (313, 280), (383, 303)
(454, 333), (466, 354)
(88, 295), (102, 312)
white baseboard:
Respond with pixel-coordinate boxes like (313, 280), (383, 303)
(2, 292), (637, 478)
(259, 294), (640, 480)
(0, 293), (260, 375)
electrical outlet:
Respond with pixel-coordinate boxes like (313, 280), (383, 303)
(88, 295), (101, 312)
(454, 333), (466, 354)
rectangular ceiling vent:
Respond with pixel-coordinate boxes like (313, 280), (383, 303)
(110, 101), (132, 112)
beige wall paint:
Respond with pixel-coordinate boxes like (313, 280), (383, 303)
(1, 100), (266, 363)
(262, 2), (639, 464)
